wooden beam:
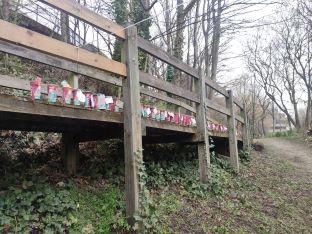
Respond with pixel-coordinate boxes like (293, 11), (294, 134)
(0, 74), (63, 96)
(143, 118), (196, 134)
(235, 114), (245, 124)
(122, 26), (142, 222)
(39, 0), (126, 39)
(0, 74), (30, 91)
(0, 94), (123, 123)
(226, 90), (239, 173)
(140, 87), (196, 113)
(205, 77), (229, 98)
(206, 99), (231, 116)
(196, 69), (211, 183)
(0, 40), (122, 87)
(0, 20), (127, 77)
(139, 71), (200, 103)
(234, 98), (243, 110)
(138, 37), (199, 79)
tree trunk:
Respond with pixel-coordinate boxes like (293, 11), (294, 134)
(173, 0), (185, 86)
(305, 92), (312, 128)
(293, 101), (301, 130)
(1, 0), (10, 21)
(208, 0), (222, 99)
(261, 118), (266, 136)
(60, 12), (70, 43)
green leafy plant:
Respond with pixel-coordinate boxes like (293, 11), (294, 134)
(134, 149), (161, 233)
(239, 149), (251, 163)
(0, 182), (77, 233)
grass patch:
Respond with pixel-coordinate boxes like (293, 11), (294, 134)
(69, 185), (125, 233)
(1, 141), (312, 233)
(267, 131), (294, 138)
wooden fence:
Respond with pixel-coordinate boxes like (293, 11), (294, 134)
(0, 0), (249, 221)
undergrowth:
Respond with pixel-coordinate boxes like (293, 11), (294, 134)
(0, 139), (239, 233)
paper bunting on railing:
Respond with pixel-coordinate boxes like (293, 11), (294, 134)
(140, 105), (196, 127)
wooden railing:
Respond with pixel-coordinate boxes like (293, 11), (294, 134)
(0, 0), (250, 221)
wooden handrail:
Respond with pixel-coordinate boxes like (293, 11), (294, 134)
(235, 115), (245, 124)
(205, 78), (229, 98)
(0, 20), (127, 77)
(0, 40), (123, 87)
(205, 98), (245, 123)
(39, 0), (126, 39)
(138, 37), (243, 108)
(206, 100), (231, 116)
(140, 87), (196, 113)
(37, 0), (243, 109)
(139, 71), (200, 103)
(0, 74), (64, 96)
(234, 98), (243, 110)
(138, 37), (199, 79)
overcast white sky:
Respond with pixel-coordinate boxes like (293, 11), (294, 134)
(147, 0), (280, 83)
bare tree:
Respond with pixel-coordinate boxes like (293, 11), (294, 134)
(246, 33), (302, 129)
(0, 0), (10, 20)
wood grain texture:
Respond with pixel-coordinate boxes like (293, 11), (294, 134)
(122, 26), (142, 222)
(0, 94), (123, 123)
(40, 0), (125, 39)
(226, 90), (239, 173)
(0, 40), (122, 86)
(0, 20), (127, 76)
(0, 74), (63, 96)
(196, 69), (211, 182)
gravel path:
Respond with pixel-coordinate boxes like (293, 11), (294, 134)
(256, 137), (312, 172)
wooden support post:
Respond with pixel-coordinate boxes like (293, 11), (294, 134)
(63, 72), (79, 175)
(61, 132), (79, 175)
(122, 26), (143, 222)
(242, 101), (250, 151)
(195, 69), (211, 183)
(226, 90), (239, 173)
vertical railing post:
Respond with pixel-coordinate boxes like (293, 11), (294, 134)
(195, 68), (211, 183)
(68, 73), (79, 89)
(226, 90), (239, 173)
(242, 101), (250, 151)
(122, 26), (142, 222)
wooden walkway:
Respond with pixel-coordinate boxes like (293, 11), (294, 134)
(0, 0), (249, 221)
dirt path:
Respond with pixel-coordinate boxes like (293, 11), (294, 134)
(256, 137), (312, 172)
